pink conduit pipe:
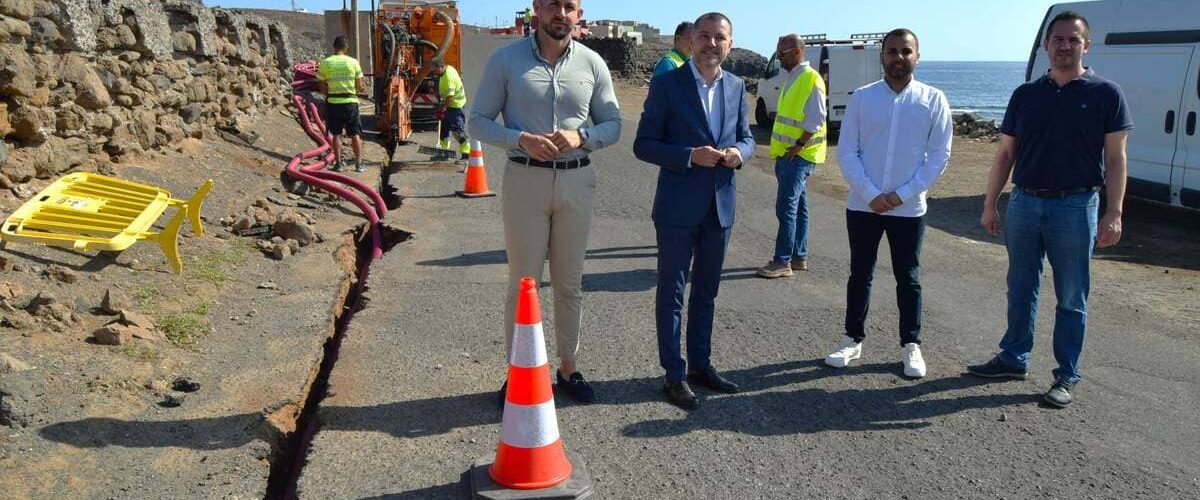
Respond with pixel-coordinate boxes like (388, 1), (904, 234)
(287, 95), (386, 260)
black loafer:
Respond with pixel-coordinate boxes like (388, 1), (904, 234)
(556, 371), (595, 404)
(687, 366), (740, 393)
(664, 380), (699, 409)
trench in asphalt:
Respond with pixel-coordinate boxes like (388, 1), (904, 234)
(262, 218), (411, 500)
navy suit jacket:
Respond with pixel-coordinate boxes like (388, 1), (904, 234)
(633, 65), (755, 229)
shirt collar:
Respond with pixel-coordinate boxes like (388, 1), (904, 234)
(786, 61), (810, 76)
(1040, 67), (1095, 87)
(688, 59), (724, 85)
(529, 34), (573, 64)
(670, 48), (689, 60)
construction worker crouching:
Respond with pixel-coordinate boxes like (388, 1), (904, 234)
(430, 58), (471, 159)
(317, 35), (368, 172)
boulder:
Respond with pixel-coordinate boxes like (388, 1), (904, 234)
(0, 0), (34, 21)
(0, 43), (35, 97)
(0, 14), (30, 43)
(0, 151), (33, 182)
(0, 100), (8, 137)
(115, 24), (137, 48)
(26, 291), (74, 323)
(45, 264), (79, 284)
(273, 211), (315, 246)
(117, 309), (155, 330)
(99, 289), (129, 314)
(26, 16), (58, 46)
(172, 31), (197, 53)
(8, 105), (47, 144)
(92, 324), (133, 345)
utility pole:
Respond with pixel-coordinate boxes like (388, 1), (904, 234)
(350, 0), (359, 60)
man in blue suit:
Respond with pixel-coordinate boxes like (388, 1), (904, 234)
(633, 12), (755, 410)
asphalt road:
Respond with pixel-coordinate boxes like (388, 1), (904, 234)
(296, 34), (1200, 499)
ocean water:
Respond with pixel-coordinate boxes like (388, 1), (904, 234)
(916, 61), (1026, 122)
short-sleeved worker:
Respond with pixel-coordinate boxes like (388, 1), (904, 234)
(318, 54), (363, 105)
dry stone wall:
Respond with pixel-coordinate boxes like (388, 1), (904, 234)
(0, 0), (294, 185)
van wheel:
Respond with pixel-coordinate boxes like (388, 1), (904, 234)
(755, 98), (772, 128)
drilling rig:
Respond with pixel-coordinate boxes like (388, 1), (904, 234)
(372, 0), (461, 162)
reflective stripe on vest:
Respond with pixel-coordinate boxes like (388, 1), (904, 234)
(769, 66), (827, 163)
(319, 54), (361, 104)
(665, 49), (686, 69)
(438, 66), (467, 109)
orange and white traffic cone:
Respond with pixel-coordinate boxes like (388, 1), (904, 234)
(456, 140), (496, 198)
(469, 277), (594, 498)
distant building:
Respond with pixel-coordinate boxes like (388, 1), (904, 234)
(589, 19), (661, 45)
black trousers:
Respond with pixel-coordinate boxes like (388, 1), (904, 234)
(844, 210), (925, 346)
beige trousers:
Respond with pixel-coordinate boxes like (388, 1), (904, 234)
(501, 161), (596, 364)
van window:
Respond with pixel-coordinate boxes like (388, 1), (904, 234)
(764, 55), (781, 80)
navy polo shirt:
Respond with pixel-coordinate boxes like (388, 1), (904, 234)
(1000, 68), (1133, 189)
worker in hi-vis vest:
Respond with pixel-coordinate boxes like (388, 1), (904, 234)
(758, 33), (827, 279)
(652, 21), (692, 77)
(317, 35), (367, 172)
(430, 58), (471, 158)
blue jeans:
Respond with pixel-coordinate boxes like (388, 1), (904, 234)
(772, 157), (815, 264)
(999, 189), (1098, 385)
(844, 210), (925, 346)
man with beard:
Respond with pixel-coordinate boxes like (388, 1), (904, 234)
(634, 12), (755, 409)
(825, 28), (951, 379)
(469, 0), (621, 405)
(969, 11), (1131, 408)
(757, 33), (827, 279)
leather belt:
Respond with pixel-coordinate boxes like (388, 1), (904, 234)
(509, 156), (590, 169)
(1017, 186), (1100, 198)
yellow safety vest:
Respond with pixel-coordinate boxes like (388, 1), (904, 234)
(664, 49), (686, 69)
(438, 65), (467, 109)
(769, 65), (827, 163)
(318, 54), (363, 105)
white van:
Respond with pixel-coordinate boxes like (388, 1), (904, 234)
(755, 33), (885, 135)
(1031, 1), (1200, 209)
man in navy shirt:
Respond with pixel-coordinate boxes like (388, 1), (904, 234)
(968, 11), (1132, 408)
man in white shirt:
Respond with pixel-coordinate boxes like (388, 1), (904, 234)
(825, 28), (952, 378)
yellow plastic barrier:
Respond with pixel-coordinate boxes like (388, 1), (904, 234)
(1, 173), (213, 274)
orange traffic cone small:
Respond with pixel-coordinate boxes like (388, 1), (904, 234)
(469, 277), (594, 499)
(456, 140), (496, 198)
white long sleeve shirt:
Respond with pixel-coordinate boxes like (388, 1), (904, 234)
(837, 79), (952, 217)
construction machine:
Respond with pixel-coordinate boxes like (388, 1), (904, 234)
(372, 0), (461, 162)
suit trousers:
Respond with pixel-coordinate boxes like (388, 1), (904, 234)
(501, 161), (596, 365)
(655, 203), (731, 383)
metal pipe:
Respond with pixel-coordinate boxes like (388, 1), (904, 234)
(407, 8), (455, 99)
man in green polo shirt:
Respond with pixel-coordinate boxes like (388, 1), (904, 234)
(317, 35), (367, 172)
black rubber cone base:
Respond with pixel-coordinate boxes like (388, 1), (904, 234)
(468, 450), (594, 499)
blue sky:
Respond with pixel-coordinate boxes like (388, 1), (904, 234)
(208, 0), (1064, 61)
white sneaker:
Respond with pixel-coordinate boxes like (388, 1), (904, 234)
(902, 343), (926, 378)
(825, 335), (862, 368)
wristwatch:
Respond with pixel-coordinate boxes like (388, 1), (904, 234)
(579, 128), (589, 143)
